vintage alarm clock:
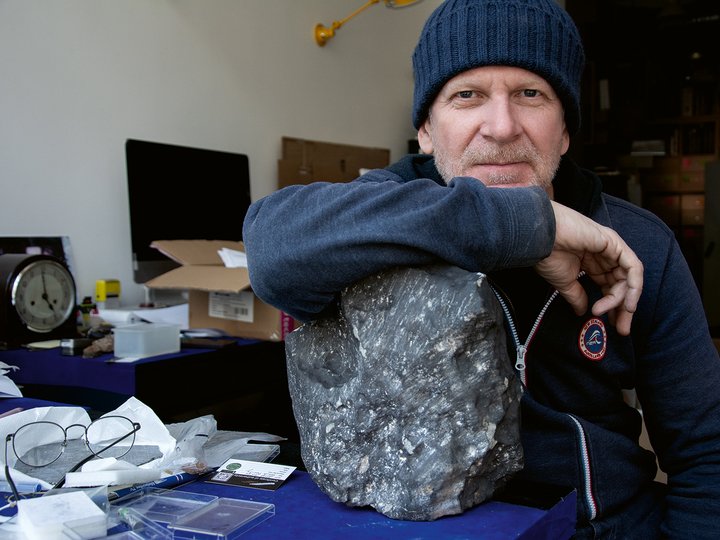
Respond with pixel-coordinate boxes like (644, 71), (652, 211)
(0, 253), (78, 349)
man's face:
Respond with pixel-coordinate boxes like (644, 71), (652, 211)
(417, 66), (570, 192)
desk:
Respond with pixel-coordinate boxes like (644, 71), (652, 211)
(0, 341), (295, 436)
(0, 400), (576, 538)
(0, 397), (84, 414)
(176, 471), (577, 539)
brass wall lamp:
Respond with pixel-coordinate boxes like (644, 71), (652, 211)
(315, 0), (423, 47)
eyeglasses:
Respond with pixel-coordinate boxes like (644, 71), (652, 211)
(3, 415), (140, 505)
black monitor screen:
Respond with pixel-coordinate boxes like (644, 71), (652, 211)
(125, 139), (251, 283)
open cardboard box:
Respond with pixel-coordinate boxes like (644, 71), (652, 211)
(145, 240), (295, 341)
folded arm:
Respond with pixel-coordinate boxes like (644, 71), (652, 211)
(243, 174), (555, 321)
(243, 171), (643, 332)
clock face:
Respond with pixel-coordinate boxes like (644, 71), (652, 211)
(10, 259), (76, 332)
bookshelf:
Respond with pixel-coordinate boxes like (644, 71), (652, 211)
(566, 0), (720, 298)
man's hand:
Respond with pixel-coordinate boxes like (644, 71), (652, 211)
(535, 202), (644, 336)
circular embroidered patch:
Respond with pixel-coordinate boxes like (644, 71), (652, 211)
(579, 318), (607, 361)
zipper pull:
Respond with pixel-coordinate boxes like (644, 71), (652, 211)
(515, 345), (527, 371)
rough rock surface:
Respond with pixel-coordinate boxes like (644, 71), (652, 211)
(285, 265), (523, 521)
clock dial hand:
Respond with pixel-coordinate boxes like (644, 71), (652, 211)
(41, 272), (55, 311)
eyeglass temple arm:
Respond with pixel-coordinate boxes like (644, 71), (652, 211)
(53, 422), (141, 490)
(4, 435), (21, 505)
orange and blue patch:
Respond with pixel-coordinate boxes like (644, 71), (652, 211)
(579, 318), (607, 361)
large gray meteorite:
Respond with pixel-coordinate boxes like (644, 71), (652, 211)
(285, 265), (523, 521)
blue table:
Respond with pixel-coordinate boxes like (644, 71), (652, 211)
(3, 341), (260, 396)
(176, 471), (577, 539)
(0, 401), (576, 538)
(0, 397), (83, 414)
(0, 340), (294, 434)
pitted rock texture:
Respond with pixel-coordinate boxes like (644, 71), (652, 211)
(285, 265), (523, 521)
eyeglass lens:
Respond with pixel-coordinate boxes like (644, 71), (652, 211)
(86, 416), (137, 458)
(12, 421), (65, 468)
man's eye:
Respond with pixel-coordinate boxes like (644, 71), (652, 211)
(457, 90), (475, 99)
(522, 89), (540, 98)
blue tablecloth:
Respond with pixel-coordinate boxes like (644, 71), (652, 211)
(176, 471), (577, 539)
(0, 397), (83, 414)
(0, 397), (577, 538)
(4, 347), (208, 395)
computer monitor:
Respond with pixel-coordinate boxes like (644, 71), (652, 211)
(125, 139), (251, 284)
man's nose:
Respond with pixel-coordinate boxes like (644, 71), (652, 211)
(478, 98), (522, 142)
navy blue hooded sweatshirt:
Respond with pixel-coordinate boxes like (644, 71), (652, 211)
(243, 154), (720, 538)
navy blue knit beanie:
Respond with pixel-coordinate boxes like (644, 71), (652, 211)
(412, 0), (585, 134)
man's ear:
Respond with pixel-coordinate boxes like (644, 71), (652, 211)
(417, 121), (434, 155)
(560, 125), (570, 156)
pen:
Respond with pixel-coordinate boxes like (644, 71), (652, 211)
(108, 472), (198, 501)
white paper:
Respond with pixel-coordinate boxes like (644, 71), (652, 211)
(109, 397), (176, 462)
(0, 362), (22, 398)
(98, 308), (143, 326)
(17, 490), (106, 538)
(217, 248), (247, 268)
(133, 303), (189, 328)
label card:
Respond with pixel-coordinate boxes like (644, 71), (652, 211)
(207, 459), (296, 491)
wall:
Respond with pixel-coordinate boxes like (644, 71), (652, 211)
(0, 0), (442, 306)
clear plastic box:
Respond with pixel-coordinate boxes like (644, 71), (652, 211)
(114, 323), (181, 358)
(80, 508), (172, 539)
(169, 498), (275, 539)
(112, 489), (217, 525)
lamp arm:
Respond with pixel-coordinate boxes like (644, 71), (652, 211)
(336, 0), (381, 28)
(315, 0), (381, 46)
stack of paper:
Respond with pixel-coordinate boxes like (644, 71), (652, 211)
(17, 491), (106, 539)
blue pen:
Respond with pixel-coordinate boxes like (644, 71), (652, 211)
(108, 472), (198, 501)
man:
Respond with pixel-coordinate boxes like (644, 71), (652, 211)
(243, 0), (720, 537)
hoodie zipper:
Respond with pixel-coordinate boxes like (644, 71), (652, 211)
(489, 284), (559, 387)
(490, 277), (598, 521)
(568, 415), (599, 520)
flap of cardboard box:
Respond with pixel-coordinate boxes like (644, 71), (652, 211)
(146, 264), (251, 293)
(150, 239), (245, 266)
(146, 239), (250, 293)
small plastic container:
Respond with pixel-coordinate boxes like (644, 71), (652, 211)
(102, 508), (172, 539)
(169, 498), (275, 539)
(113, 323), (181, 359)
(112, 490), (217, 525)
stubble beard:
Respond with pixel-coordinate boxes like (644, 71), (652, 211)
(433, 141), (561, 189)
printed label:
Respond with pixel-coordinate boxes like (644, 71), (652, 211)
(208, 291), (254, 322)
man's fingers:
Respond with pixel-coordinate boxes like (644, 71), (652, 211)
(617, 253), (643, 313)
(612, 309), (633, 336)
(556, 280), (589, 316)
(545, 201), (644, 334)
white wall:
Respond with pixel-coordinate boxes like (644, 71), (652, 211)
(0, 0), (442, 306)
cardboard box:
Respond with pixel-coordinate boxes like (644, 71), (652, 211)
(676, 170), (705, 192)
(681, 155), (715, 172)
(642, 170), (705, 194)
(278, 136), (390, 188)
(652, 155), (714, 173)
(644, 155), (712, 193)
(145, 240), (295, 341)
(681, 194), (705, 226)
